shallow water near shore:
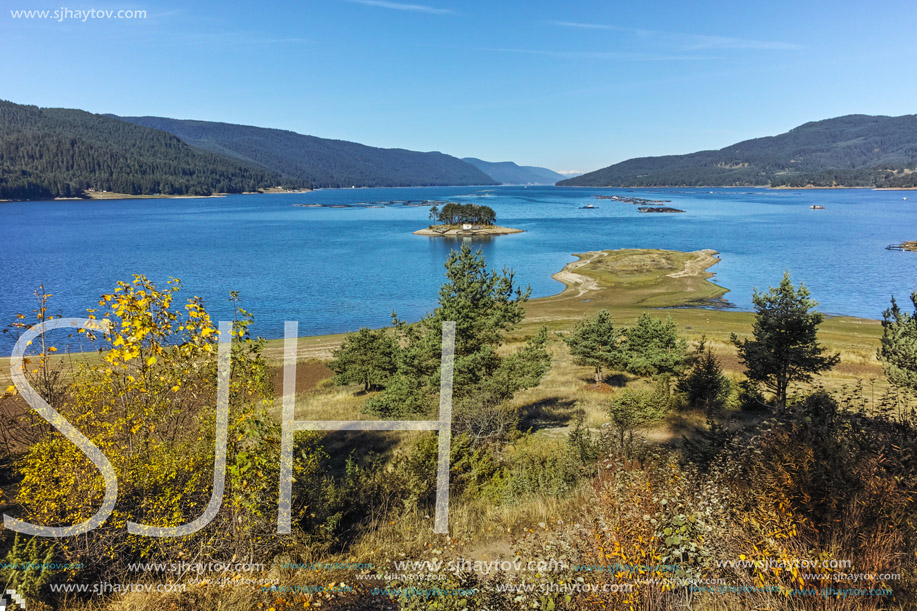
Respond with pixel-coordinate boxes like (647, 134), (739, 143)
(1, 186), (914, 351)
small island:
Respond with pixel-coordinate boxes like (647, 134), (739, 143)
(638, 206), (685, 213)
(414, 202), (524, 236)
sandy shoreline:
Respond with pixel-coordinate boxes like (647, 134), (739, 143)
(413, 225), (524, 237)
(5, 185), (915, 204)
(562, 184), (917, 191)
(0, 188), (313, 203)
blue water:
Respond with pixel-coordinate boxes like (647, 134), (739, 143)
(1, 186), (915, 352)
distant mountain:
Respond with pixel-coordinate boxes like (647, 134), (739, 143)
(0, 100), (293, 200)
(461, 157), (565, 185)
(559, 114), (917, 188)
(118, 116), (498, 189)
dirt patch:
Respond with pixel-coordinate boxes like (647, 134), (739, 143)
(833, 361), (884, 377)
(270, 360), (333, 396)
(582, 382), (617, 394)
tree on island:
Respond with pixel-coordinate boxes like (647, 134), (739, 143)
(731, 272), (840, 409)
(564, 309), (622, 386)
(432, 203), (497, 227)
(878, 291), (917, 393)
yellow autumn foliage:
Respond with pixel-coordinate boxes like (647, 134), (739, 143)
(12, 276), (322, 576)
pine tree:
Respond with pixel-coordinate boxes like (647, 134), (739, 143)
(878, 292), (917, 393)
(329, 327), (399, 392)
(676, 338), (730, 412)
(619, 313), (689, 379)
(1, 528), (57, 601)
(564, 309), (621, 386)
(731, 272), (840, 409)
(366, 245), (549, 443)
(606, 385), (668, 455)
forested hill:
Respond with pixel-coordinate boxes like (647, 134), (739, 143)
(0, 100), (293, 200)
(118, 116), (499, 189)
(559, 114), (917, 188)
(461, 157), (565, 184)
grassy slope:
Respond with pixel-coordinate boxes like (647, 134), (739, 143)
(0, 248), (895, 610)
(264, 248), (891, 605)
(248, 247), (886, 463)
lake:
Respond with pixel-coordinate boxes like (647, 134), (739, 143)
(1, 186), (914, 351)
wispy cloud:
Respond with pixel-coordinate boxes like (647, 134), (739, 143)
(247, 37), (312, 45)
(545, 20), (802, 51)
(346, 0), (454, 15)
(684, 34), (801, 51)
(489, 47), (716, 62)
(158, 31), (313, 47)
(547, 21), (625, 32)
(153, 9), (186, 19)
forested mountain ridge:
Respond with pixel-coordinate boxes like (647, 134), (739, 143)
(461, 157), (565, 184)
(559, 114), (917, 188)
(117, 116), (499, 189)
(0, 100), (294, 200)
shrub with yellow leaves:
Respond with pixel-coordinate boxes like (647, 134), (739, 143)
(8, 277), (316, 589)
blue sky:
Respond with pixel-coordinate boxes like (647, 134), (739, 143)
(2, 0), (916, 173)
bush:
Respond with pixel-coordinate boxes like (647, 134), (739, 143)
(707, 390), (917, 607)
(607, 385), (669, 456)
(737, 378), (769, 411)
(500, 388), (917, 610)
(1, 534), (56, 602)
(675, 340), (731, 412)
(8, 279), (309, 586)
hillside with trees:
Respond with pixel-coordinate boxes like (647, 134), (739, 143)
(118, 116), (499, 189)
(0, 100), (294, 200)
(559, 114), (917, 188)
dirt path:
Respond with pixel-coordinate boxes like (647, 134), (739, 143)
(551, 251), (604, 297)
(667, 249), (720, 278)
(262, 339), (340, 363)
